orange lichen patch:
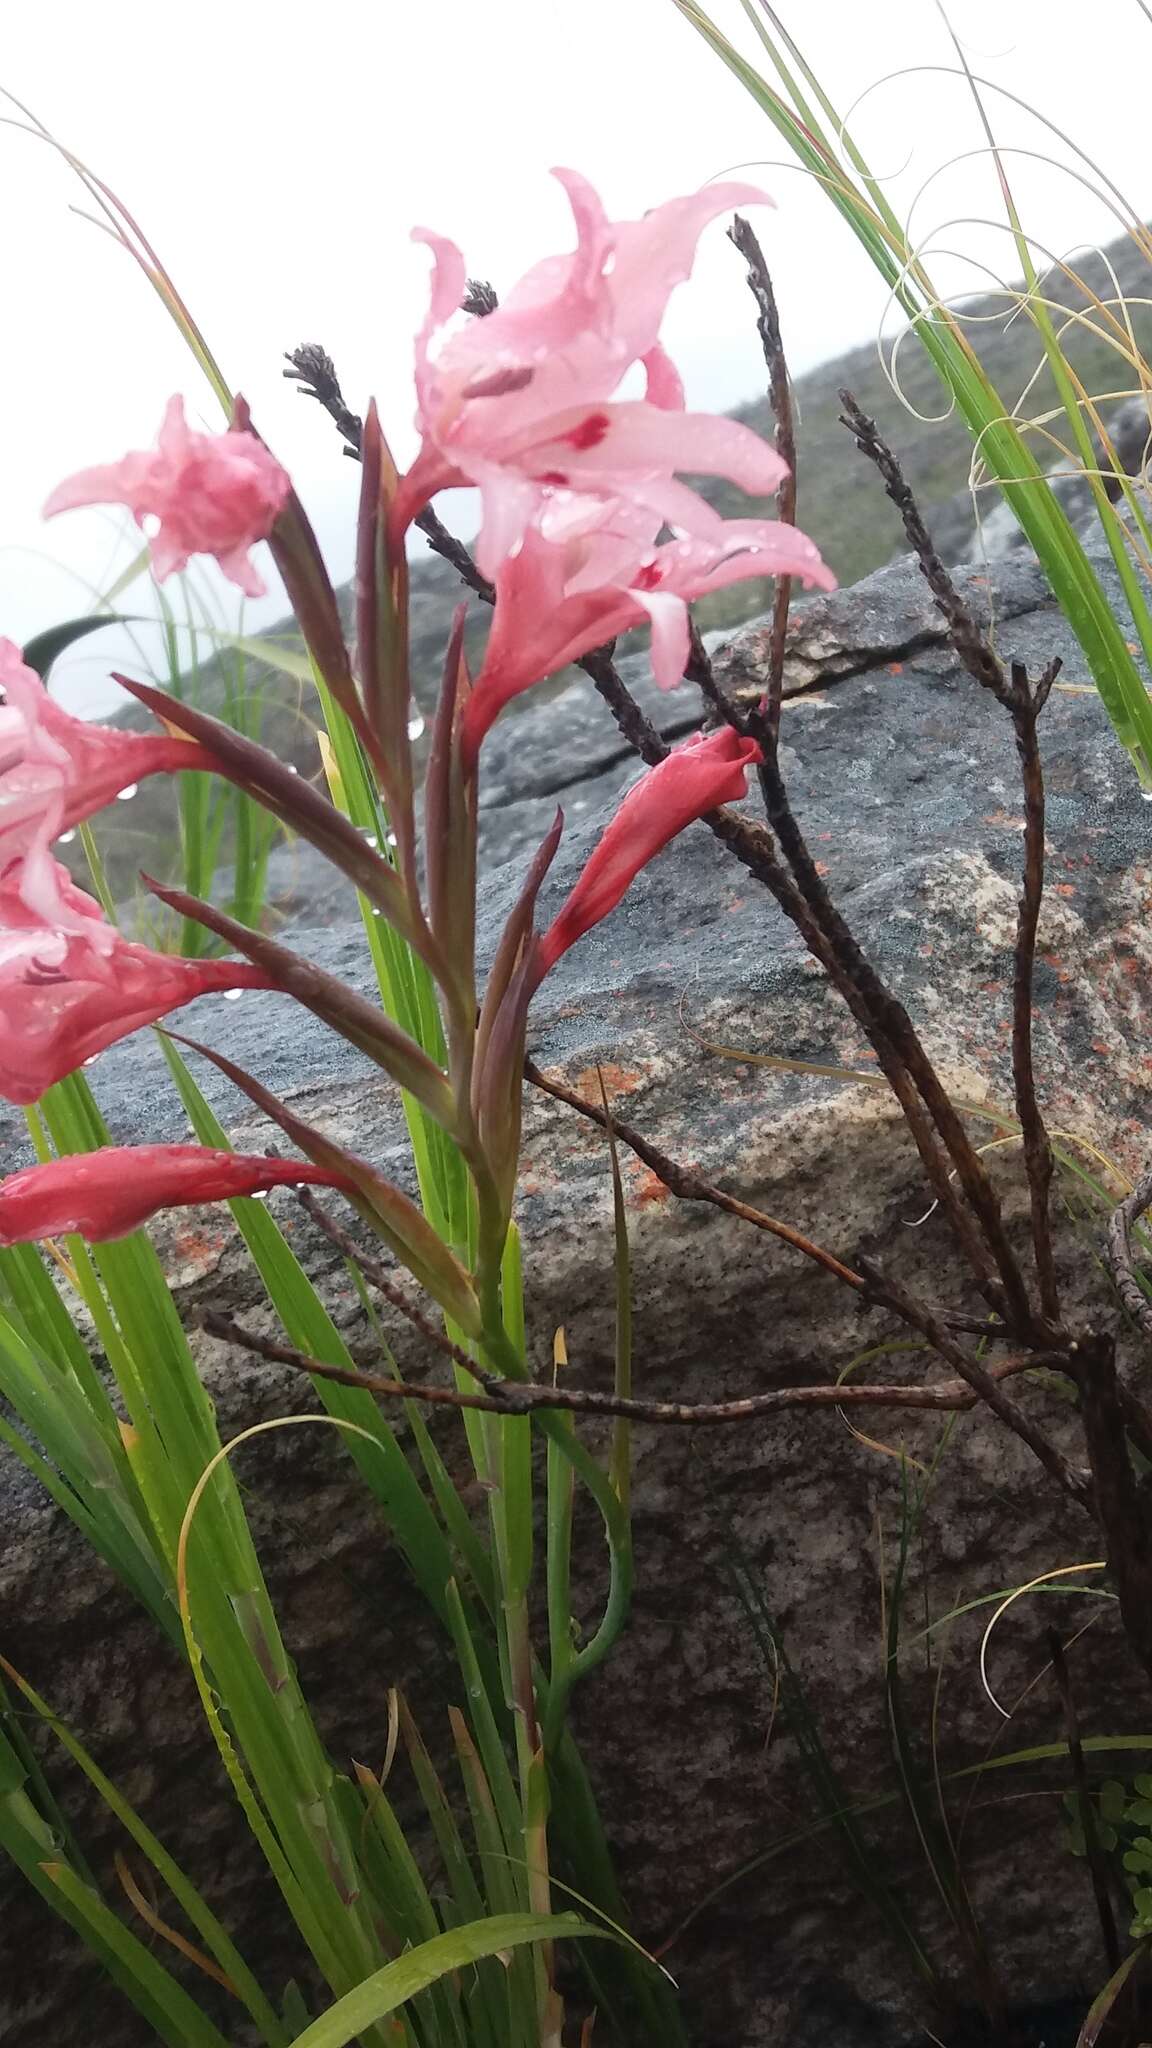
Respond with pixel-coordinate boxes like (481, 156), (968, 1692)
(983, 810), (1025, 830)
(980, 981), (1005, 995)
(888, 662), (904, 675)
(814, 861), (830, 877)
(573, 1062), (646, 1098)
(1092, 1041), (1113, 1057)
(1054, 883), (1077, 898)
(728, 897), (747, 913)
(1042, 953), (1071, 983)
(1128, 642), (1140, 654)
(627, 1166), (672, 1208)
(169, 1221), (228, 1270)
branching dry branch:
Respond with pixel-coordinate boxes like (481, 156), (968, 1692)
(282, 326), (1152, 1614)
(837, 389), (1062, 1332)
(205, 1312), (1052, 1426)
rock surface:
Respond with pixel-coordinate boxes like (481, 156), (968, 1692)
(5, 548), (1152, 2046)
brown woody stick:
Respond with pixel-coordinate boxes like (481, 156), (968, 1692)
(837, 388), (1062, 1335)
(204, 1312), (1048, 1426)
(728, 214), (796, 744)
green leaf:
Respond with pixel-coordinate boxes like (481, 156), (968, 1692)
(287, 1914), (605, 2048)
(1100, 1779), (1128, 1824)
(21, 613), (136, 682)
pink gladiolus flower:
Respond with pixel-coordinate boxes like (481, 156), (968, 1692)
(462, 508), (834, 761)
(533, 726), (763, 983)
(0, 862), (274, 1105)
(44, 397), (291, 597)
(0, 1146), (352, 1245)
(393, 170), (791, 576)
(0, 639), (215, 935)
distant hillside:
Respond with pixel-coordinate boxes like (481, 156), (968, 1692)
(81, 223), (1152, 909)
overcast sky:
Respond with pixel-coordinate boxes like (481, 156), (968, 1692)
(3, 0), (1152, 713)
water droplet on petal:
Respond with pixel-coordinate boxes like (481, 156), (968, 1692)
(385, 831), (398, 848)
(58, 830), (76, 845)
(116, 783), (139, 802)
(1142, 790), (1152, 804)
(407, 712), (426, 742)
(223, 988), (245, 1002)
(252, 1189), (269, 1201)
(287, 764), (299, 775)
(363, 832), (378, 849)
(83, 1054), (100, 1067)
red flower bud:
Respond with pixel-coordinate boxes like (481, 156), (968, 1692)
(0, 1147), (350, 1246)
(533, 727), (762, 982)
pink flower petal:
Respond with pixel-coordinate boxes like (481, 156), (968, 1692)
(629, 587), (690, 690)
(522, 401), (789, 500)
(0, 641), (219, 923)
(604, 182), (772, 361)
(0, 864), (273, 1104)
(641, 344), (686, 411)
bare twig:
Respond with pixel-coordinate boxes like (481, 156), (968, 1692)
(685, 617), (745, 731)
(729, 214), (796, 742)
(1009, 658), (1062, 1326)
(837, 389), (1062, 1335)
(461, 278), (498, 317)
(837, 389), (1011, 706)
(523, 1054), (870, 1296)
(860, 1262), (1091, 1507)
(1047, 1625), (1122, 1974)
(283, 345), (363, 458)
(204, 1312), (1046, 1425)
(1073, 1332), (1152, 1683)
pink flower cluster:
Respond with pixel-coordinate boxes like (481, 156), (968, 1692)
(0, 168), (833, 1244)
(392, 168), (833, 759)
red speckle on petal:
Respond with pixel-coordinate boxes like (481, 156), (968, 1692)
(633, 561), (663, 591)
(535, 470), (570, 487)
(564, 411), (611, 451)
